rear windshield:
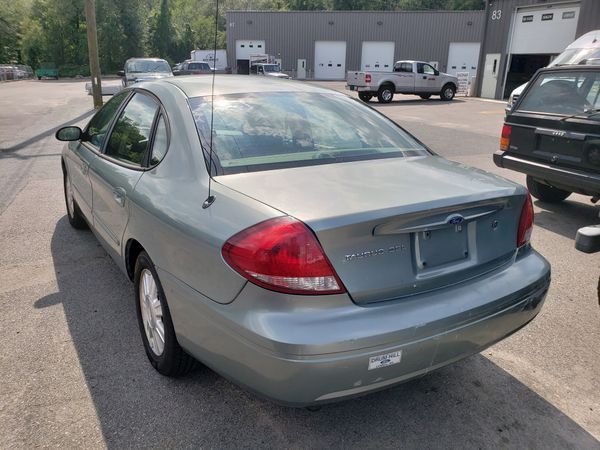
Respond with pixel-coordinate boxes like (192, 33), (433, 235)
(126, 60), (171, 74)
(189, 92), (429, 174)
(517, 71), (600, 118)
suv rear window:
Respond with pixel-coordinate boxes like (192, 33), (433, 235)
(517, 70), (600, 118)
(189, 92), (429, 175)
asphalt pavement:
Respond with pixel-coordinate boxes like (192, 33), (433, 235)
(0, 79), (598, 449)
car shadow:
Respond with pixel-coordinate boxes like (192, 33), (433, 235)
(0, 109), (95, 153)
(35, 216), (599, 448)
(534, 198), (599, 240)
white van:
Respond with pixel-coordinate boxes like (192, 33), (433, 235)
(506, 30), (600, 111)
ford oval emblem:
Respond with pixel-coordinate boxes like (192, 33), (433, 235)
(447, 214), (464, 225)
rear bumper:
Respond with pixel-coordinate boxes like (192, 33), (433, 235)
(163, 249), (550, 407)
(493, 151), (600, 195)
(346, 85), (372, 92)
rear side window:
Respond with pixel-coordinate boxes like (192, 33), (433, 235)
(518, 71), (600, 117)
(105, 93), (158, 166)
(151, 115), (169, 165)
(85, 91), (129, 149)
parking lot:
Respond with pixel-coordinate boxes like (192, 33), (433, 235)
(0, 79), (598, 448)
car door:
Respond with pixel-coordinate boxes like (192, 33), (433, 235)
(414, 63), (439, 93)
(65, 91), (131, 220)
(89, 91), (160, 258)
(393, 62), (415, 92)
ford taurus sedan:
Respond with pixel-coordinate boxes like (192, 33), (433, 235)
(56, 76), (550, 406)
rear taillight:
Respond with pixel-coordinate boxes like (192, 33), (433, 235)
(222, 217), (346, 295)
(365, 73), (372, 83)
(517, 192), (534, 247)
(500, 124), (511, 151)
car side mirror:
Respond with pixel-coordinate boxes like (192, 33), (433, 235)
(434, 69), (440, 76)
(117, 70), (125, 77)
(55, 126), (82, 141)
(575, 225), (600, 253)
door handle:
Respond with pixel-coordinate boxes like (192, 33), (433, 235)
(423, 76), (427, 79)
(112, 187), (126, 207)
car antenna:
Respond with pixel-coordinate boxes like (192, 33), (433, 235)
(202, 0), (219, 209)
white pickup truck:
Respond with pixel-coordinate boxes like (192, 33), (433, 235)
(346, 60), (458, 103)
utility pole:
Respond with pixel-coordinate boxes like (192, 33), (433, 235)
(84, 0), (103, 109)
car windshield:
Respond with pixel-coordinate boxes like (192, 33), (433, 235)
(517, 70), (600, 117)
(189, 92), (429, 175)
(126, 60), (171, 74)
(551, 48), (600, 66)
(263, 65), (279, 72)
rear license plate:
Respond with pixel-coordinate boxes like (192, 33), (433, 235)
(416, 225), (468, 268)
(368, 351), (402, 370)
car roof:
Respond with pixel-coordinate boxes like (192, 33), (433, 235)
(157, 75), (337, 98)
(536, 64), (600, 72)
(126, 57), (168, 63)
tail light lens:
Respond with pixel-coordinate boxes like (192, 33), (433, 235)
(222, 217), (346, 295)
(517, 192), (534, 247)
(365, 73), (372, 83)
(500, 124), (511, 151)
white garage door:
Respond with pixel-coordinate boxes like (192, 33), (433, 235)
(361, 41), (394, 72)
(447, 42), (481, 77)
(314, 41), (346, 80)
(235, 40), (266, 60)
(510, 4), (580, 54)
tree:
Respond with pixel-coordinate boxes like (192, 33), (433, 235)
(147, 0), (176, 61)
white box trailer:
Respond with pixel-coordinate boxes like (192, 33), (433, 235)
(190, 49), (228, 70)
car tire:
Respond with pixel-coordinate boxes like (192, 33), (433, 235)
(526, 176), (571, 203)
(420, 94), (431, 100)
(134, 251), (197, 377)
(63, 170), (88, 230)
(359, 92), (373, 103)
(377, 85), (394, 104)
(440, 84), (456, 101)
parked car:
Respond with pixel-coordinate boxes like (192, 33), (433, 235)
(173, 60), (213, 76)
(506, 30), (600, 114)
(56, 76), (550, 406)
(118, 57), (173, 87)
(346, 60), (458, 103)
(494, 65), (600, 203)
(252, 63), (290, 79)
(35, 63), (59, 80)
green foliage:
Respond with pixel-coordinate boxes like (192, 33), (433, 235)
(2, 0), (484, 73)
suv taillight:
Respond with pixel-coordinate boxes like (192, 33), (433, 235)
(222, 217), (346, 295)
(500, 124), (511, 151)
(517, 192), (534, 247)
(365, 73), (372, 83)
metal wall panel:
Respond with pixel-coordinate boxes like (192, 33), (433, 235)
(479, 0), (600, 98)
(226, 11), (485, 79)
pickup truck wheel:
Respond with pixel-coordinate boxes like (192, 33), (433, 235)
(358, 92), (373, 102)
(526, 176), (571, 203)
(419, 94), (431, 100)
(377, 85), (394, 104)
(440, 84), (456, 101)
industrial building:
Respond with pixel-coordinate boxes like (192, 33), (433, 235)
(226, 0), (600, 99)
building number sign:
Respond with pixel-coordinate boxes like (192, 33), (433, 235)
(491, 9), (502, 20)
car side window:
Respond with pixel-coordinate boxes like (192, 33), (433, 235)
(189, 63), (199, 70)
(104, 93), (158, 166)
(423, 64), (435, 75)
(401, 63), (413, 73)
(85, 91), (129, 149)
(150, 115), (168, 165)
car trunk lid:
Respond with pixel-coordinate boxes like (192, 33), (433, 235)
(217, 156), (526, 304)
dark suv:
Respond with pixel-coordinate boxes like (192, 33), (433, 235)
(494, 65), (600, 203)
